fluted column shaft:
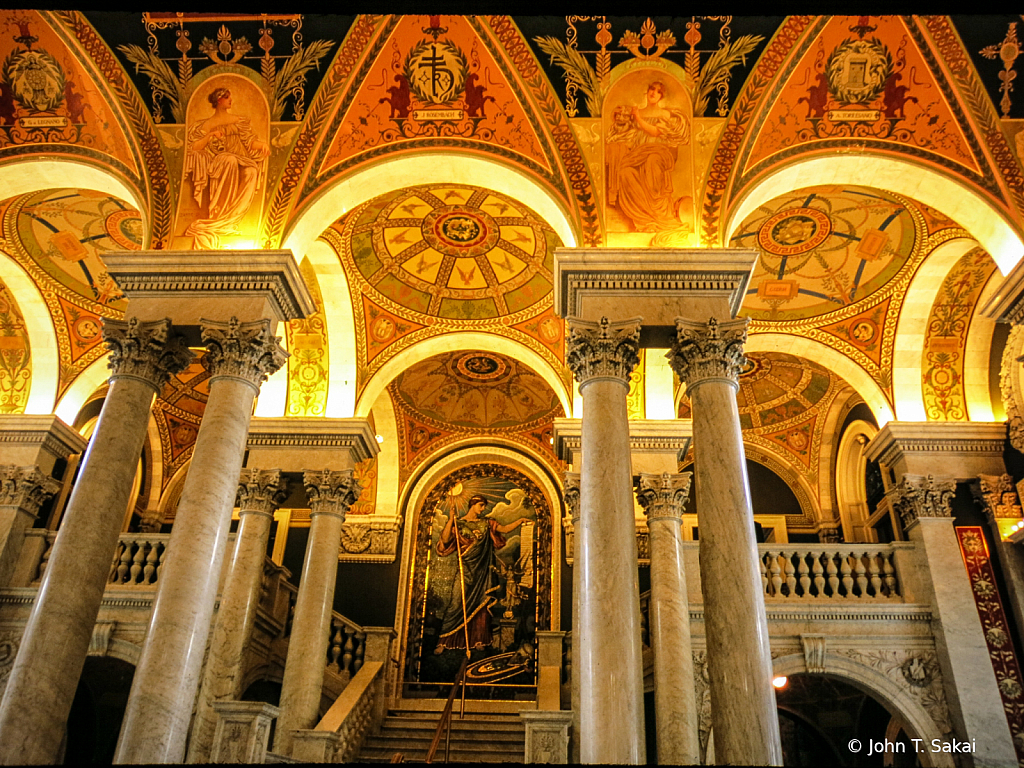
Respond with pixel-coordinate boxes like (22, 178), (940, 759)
(116, 318), (286, 765)
(567, 317), (645, 765)
(563, 473), (580, 764)
(636, 472), (699, 765)
(188, 469), (285, 763)
(275, 470), (360, 756)
(668, 317), (782, 767)
(0, 319), (192, 766)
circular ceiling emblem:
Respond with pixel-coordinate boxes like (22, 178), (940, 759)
(424, 208), (498, 257)
(739, 356), (763, 379)
(757, 208), (832, 256)
(104, 209), (144, 249)
(72, 315), (101, 343)
(453, 352), (509, 382)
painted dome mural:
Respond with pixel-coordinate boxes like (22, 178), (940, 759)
(339, 184), (559, 321)
(732, 186), (919, 322)
(392, 350), (561, 430)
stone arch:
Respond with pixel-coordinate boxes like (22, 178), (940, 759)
(282, 153), (580, 266)
(354, 332), (572, 420)
(771, 652), (955, 768)
(723, 154), (1023, 275)
(0, 248), (57, 415)
(745, 333), (894, 426)
(835, 419), (879, 543)
(54, 356), (111, 428)
(742, 443), (820, 528)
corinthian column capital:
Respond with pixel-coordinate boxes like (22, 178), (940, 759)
(236, 469), (287, 518)
(563, 472), (581, 526)
(303, 469), (361, 521)
(565, 316), (642, 387)
(201, 317), (288, 390)
(0, 465), (61, 517)
(888, 474), (956, 529)
(667, 317), (748, 392)
(103, 317), (194, 390)
(972, 474), (1023, 524)
(635, 472), (692, 524)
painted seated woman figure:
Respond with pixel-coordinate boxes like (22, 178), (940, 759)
(607, 80), (690, 233)
(184, 87), (269, 249)
(434, 494), (530, 653)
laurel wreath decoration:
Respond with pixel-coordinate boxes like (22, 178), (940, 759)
(403, 39), (467, 105)
(825, 38), (893, 105)
(2, 47), (66, 113)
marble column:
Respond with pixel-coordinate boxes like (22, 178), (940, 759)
(0, 318), (192, 766)
(667, 317), (782, 767)
(0, 467), (61, 589)
(188, 469), (286, 763)
(563, 472), (581, 764)
(275, 469), (361, 755)
(116, 318), (286, 765)
(565, 316), (645, 765)
(635, 472), (699, 766)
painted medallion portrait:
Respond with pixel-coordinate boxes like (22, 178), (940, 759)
(403, 464), (552, 696)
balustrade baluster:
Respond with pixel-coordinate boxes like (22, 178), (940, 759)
(342, 630), (355, 676)
(783, 552), (797, 596)
(867, 553), (882, 597)
(353, 631), (365, 673)
(769, 552), (783, 596)
(129, 540), (146, 584)
(797, 552), (811, 596)
(854, 553), (869, 597)
(812, 553), (825, 597)
(329, 620), (343, 673)
(143, 541), (160, 584)
(115, 541), (133, 584)
(840, 555), (854, 597)
(883, 554), (898, 597)
(760, 553), (769, 593)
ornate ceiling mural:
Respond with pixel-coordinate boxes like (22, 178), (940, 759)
(389, 350), (563, 483)
(320, 182), (568, 399)
(152, 355), (209, 492)
(0, 278), (31, 415)
(732, 184), (969, 406)
(0, 188), (139, 397)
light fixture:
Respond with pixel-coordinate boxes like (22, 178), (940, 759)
(375, 434), (384, 443)
(772, 676), (788, 689)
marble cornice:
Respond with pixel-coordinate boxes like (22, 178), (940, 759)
(553, 247), (757, 321)
(246, 418), (379, 462)
(552, 418), (692, 463)
(0, 416), (87, 459)
(981, 255), (1024, 325)
(104, 249), (315, 324)
(687, 604), (933, 623)
(864, 421), (1007, 466)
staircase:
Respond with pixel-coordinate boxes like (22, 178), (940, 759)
(357, 709), (526, 763)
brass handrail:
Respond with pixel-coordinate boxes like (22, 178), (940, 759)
(425, 656), (469, 764)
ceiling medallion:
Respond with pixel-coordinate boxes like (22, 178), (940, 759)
(757, 207), (832, 257)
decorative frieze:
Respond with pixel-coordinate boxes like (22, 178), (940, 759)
(303, 470), (361, 521)
(0, 466), (60, 517)
(887, 474), (956, 529)
(635, 472), (692, 523)
(236, 469), (286, 518)
(667, 317), (748, 392)
(202, 317), (288, 389)
(103, 317), (194, 389)
(338, 519), (402, 563)
(565, 316), (641, 386)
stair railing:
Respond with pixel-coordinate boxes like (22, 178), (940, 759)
(425, 656), (469, 764)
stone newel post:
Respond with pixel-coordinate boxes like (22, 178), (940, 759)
(566, 316), (646, 765)
(116, 318), (287, 765)
(667, 317), (782, 767)
(0, 318), (192, 766)
(635, 472), (700, 766)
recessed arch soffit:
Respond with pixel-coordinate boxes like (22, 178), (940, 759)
(0, 12), (169, 243)
(388, 348), (565, 486)
(702, 15), (1024, 245)
(0, 187), (141, 397)
(679, 351), (848, 503)
(318, 182), (570, 402)
(267, 14), (599, 249)
(730, 183), (974, 409)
